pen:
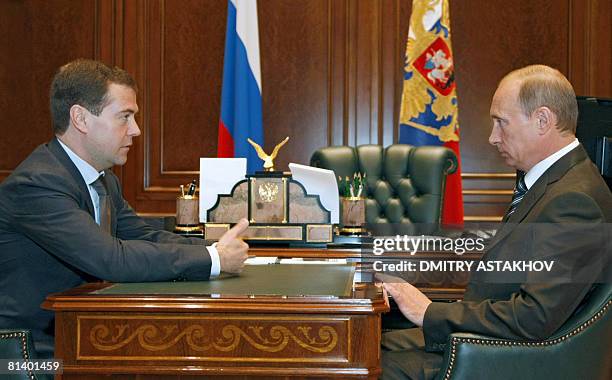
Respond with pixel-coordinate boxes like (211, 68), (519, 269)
(180, 184), (185, 197)
(187, 180), (197, 196)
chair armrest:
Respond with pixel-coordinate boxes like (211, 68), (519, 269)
(435, 322), (610, 380)
(435, 286), (611, 380)
(0, 329), (37, 360)
(0, 329), (52, 379)
(435, 332), (547, 380)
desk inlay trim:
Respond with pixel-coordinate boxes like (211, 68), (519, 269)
(77, 315), (350, 363)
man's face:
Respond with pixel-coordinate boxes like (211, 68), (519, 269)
(488, 80), (539, 172)
(84, 83), (140, 170)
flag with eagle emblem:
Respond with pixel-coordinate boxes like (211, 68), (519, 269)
(399, 0), (464, 226)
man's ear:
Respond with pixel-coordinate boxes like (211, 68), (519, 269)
(69, 105), (89, 134)
(534, 106), (556, 136)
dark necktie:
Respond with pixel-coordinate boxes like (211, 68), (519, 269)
(505, 171), (527, 220)
(91, 176), (111, 234)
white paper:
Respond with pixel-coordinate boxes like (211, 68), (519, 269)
(199, 158), (247, 222)
(288, 163), (339, 223)
(245, 257), (278, 265)
(278, 258), (347, 265)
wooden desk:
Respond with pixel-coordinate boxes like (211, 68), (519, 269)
(43, 264), (388, 379)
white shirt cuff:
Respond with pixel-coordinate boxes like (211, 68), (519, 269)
(207, 243), (221, 278)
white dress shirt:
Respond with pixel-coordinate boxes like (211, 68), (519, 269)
(524, 138), (580, 190)
(57, 138), (220, 277)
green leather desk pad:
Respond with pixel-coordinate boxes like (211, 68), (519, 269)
(95, 263), (355, 297)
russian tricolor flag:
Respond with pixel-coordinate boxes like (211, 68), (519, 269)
(218, 0), (264, 173)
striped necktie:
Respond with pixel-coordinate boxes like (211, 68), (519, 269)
(91, 176), (111, 234)
(505, 171), (527, 220)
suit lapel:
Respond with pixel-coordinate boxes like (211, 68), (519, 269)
(47, 137), (96, 219)
(487, 144), (589, 252)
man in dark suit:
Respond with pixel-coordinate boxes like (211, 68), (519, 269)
(378, 65), (612, 379)
(0, 59), (250, 357)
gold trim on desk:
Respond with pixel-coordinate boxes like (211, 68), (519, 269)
(77, 315), (349, 363)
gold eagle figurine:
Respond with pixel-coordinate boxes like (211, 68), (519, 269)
(247, 137), (289, 172)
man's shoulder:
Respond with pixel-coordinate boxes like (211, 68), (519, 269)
(553, 158), (610, 199)
(1, 142), (76, 193)
(541, 158), (612, 221)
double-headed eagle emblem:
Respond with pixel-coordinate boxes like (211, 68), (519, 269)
(258, 182), (279, 202)
(247, 137), (290, 172)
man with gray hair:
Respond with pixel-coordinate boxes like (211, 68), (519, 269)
(377, 65), (611, 379)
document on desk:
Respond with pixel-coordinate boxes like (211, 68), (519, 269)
(289, 163), (339, 223)
(278, 258), (347, 265)
(245, 256), (278, 265)
(245, 257), (347, 265)
(199, 158), (246, 222)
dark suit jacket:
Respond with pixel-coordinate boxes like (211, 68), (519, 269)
(0, 138), (212, 354)
(423, 144), (612, 351)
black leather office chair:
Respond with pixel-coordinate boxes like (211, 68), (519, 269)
(434, 283), (612, 380)
(310, 144), (457, 234)
(0, 329), (51, 379)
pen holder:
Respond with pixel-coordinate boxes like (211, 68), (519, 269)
(340, 196), (366, 234)
(175, 195), (201, 232)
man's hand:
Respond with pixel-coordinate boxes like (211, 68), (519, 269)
(375, 273), (432, 327)
(217, 218), (249, 274)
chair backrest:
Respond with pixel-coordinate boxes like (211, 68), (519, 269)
(310, 144), (457, 233)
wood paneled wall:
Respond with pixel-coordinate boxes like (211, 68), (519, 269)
(1, 0), (610, 220)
